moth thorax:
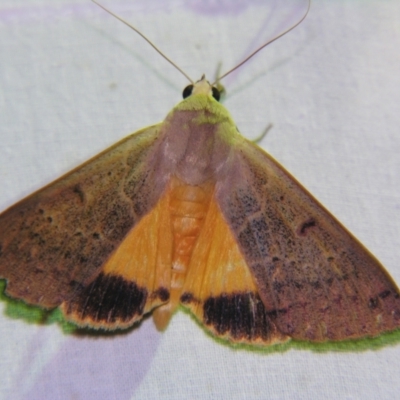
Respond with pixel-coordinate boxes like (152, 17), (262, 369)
(152, 177), (214, 330)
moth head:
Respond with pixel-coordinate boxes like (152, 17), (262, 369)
(182, 75), (220, 102)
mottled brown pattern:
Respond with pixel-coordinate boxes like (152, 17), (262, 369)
(216, 139), (400, 341)
(0, 125), (168, 308)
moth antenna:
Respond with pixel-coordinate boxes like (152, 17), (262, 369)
(252, 123), (273, 144)
(92, 0), (194, 83)
(212, 0), (311, 85)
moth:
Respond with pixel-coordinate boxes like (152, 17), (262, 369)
(0, 1), (399, 347)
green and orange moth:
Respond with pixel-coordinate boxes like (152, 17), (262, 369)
(0, 1), (399, 346)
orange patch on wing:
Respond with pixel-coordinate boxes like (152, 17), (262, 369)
(181, 197), (289, 345)
(184, 198), (257, 296)
(102, 190), (173, 296)
(61, 187), (174, 329)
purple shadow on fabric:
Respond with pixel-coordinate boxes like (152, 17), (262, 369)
(187, 0), (267, 15)
(24, 321), (161, 400)
(0, 0), (268, 25)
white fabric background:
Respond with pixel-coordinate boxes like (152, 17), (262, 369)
(1, 0), (400, 399)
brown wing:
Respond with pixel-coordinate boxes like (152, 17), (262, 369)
(215, 139), (400, 342)
(0, 125), (169, 317)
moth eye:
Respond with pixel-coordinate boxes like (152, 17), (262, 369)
(212, 87), (220, 102)
(182, 84), (194, 99)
